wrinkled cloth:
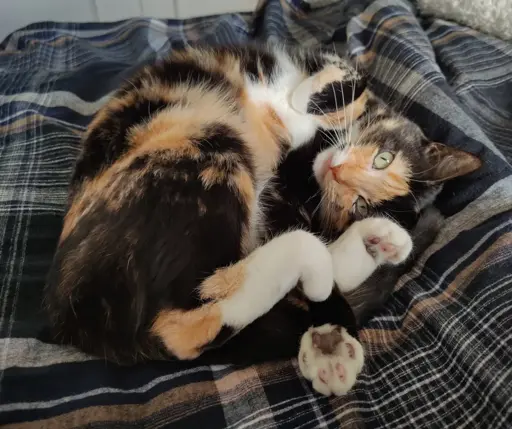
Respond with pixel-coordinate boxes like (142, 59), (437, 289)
(0, 0), (511, 427)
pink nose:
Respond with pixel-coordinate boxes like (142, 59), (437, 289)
(329, 163), (341, 174)
(329, 163), (348, 186)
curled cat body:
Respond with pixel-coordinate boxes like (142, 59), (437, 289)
(45, 44), (481, 397)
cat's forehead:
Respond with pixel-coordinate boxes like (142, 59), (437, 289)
(357, 114), (426, 152)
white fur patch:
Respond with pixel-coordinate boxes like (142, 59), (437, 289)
(312, 146), (337, 183)
(330, 149), (349, 168)
(220, 230), (333, 328)
(329, 217), (413, 292)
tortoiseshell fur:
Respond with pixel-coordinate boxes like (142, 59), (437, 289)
(45, 45), (369, 364)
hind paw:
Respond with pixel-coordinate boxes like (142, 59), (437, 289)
(298, 324), (364, 396)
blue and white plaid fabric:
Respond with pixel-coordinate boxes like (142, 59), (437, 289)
(1, 0), (511, 427)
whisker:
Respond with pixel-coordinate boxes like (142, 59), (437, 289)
(338, 76), (349, 146)
(305, 188), (321, 204)
(347, 61), (359, 148)
(329, 80), (345, 148)
(309, 99), (346, 146)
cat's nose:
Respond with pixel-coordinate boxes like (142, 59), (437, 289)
(329, 164), (342, 175)
(329, 162), (348, 186)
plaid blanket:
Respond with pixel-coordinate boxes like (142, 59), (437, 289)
(1, 0), (512, 427)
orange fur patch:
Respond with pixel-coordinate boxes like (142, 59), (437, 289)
(240, 92), (289, 176)
(60, 195), (86, 243)
(320, 143), (411, 232)
(59, 169), (118, 242)
(228, 168), (255, 207)
(129, 111), (201, 158)
(200, 263), (247, 300)
(331, 144), (411, 203)
(199, 166), (227, 188)
(151, 304), (222, 360)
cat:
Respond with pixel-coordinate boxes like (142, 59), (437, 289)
(44, 44), (481, 397)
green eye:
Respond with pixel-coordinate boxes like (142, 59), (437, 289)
(373, 151), (395, 169)
(354, 197), (369, 217)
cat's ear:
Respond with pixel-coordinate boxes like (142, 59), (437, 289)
(424, 141), (482, 182)
(290, 65), (367, 116)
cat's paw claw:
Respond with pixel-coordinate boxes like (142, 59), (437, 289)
(298, 324), (364, 396)
(358, 218), (412, 265)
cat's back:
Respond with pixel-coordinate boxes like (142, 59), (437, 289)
(45, 45), (296, 363)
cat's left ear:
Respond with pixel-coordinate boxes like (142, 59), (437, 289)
(290, 65), (367, 117)
(424, 141), (482, 182)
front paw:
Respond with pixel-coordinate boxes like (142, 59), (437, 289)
(356, 217), (412, 265)
(298, 324), (364, 396)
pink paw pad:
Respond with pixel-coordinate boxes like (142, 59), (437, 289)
(335, 363), (346, 381)
(379, 243), (395, 253)
(318, 368), (329, 384)
(346, 343), (355, 359)
(367, 236), (380, 245)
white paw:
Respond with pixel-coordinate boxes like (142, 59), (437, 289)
(298, 324), (364, 396)
(355, 217), (412, 265)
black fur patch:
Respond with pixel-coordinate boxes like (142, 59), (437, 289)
(199, 124), (254, 176)
(307, 77), (367, 115)
(71, 96), (174, 186)
(152, 59), (229, 90)
(301, 49), (334, 75)
(261, 132), (332, 238)
(240, 47), (277, 82)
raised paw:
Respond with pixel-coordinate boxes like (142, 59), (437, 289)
(298, 324), (364, 396)
(357, 217), (412, 265)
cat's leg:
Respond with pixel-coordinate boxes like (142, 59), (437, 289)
(290, 53), (368, 129)
(152, 230), (334, 360)
(218, 230), (334, 327)
(296, 217), (412, 396)
(329, 216), (413, 293)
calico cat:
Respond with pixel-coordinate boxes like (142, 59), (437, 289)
(44, 44), (481, 397)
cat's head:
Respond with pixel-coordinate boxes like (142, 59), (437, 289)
(310, 94), (482, 231)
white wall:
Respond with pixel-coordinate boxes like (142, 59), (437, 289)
(0, 0), (258, 41)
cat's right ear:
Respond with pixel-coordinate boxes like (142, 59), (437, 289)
(290, 65), (367, 117)
(423, 141), (482, 182)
